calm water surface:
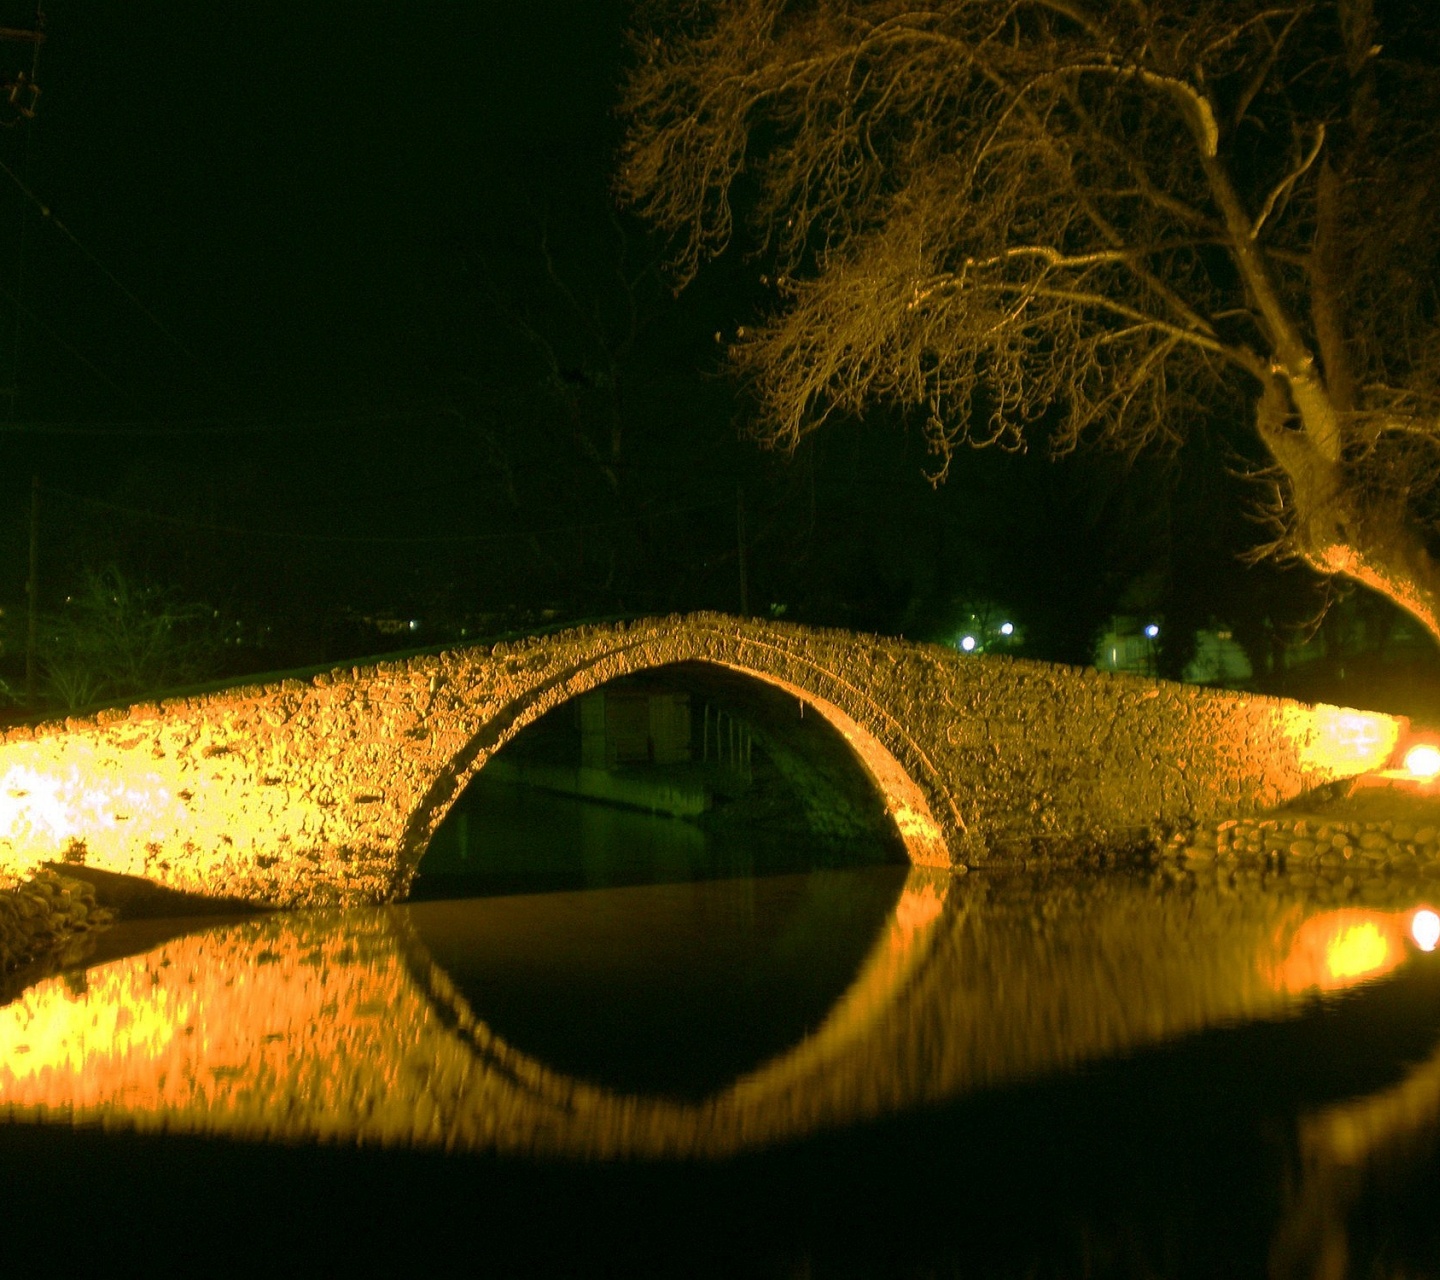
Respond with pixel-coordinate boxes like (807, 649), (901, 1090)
(2, 813), (1440, 1275)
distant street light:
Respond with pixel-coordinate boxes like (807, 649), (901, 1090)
(999, 622), (1014, 636)
(959, 635), (976, 652)
(1144, 623), (1159, 639)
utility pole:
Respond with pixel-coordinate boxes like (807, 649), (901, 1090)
(2, 15), (40, 424)
(24, 473), (38, 704)
(10, 13), (44, 703)
(736, 482), (749, 619)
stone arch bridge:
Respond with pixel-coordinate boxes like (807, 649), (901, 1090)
(0, 614), (1403, 906)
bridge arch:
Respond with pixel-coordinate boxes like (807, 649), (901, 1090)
(398, 634), (956, 891)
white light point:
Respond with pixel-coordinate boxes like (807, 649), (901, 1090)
(960, 635), (977, 652)
(1144, 624), (1159, 639)
(999, 622), (1014, 636)
(1413, 908), (1440, 953)
(1403, 743), (1440, 781)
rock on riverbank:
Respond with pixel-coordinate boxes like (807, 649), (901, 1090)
(0, 868), (115, 976)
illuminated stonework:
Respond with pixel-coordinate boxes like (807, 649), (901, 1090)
(0, 613), (1403, 905)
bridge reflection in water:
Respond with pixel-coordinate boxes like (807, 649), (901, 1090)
(3, 868), (1438, 1164)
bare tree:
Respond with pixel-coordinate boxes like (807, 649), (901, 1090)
(28, 566), (222, 712)
(618, 0), (1440, 641)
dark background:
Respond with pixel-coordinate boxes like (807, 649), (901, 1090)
(0, 1), (1410, 709)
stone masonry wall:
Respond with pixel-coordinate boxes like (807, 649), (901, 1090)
(0, 614), (1403, 907)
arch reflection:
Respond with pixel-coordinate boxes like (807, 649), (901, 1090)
(1, 874), (1435, 1160)
(400, 868), (910, 1099)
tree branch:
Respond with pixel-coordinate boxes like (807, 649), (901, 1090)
(1228, 7), (1305, 129)
(903, 270), (1258, 371)
(1250, 123), (1324, 241)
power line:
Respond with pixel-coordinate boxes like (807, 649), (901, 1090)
(0, 154), (205, 372)
(0, 140), (260, 416)
(45, 486), (733, 545)
(0, 274), (128, 395)
(0, 401), (460, 435)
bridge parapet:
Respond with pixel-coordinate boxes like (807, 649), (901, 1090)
(0, 614), (1403, 905)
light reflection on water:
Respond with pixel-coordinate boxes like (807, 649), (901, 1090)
(3, 866), (1437, 1167)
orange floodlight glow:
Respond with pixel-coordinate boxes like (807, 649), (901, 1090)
(1288, 706), (1400, 777)
(1412, 908), (1440, 953)
(0, 764), (75, 842)
(1325, 921), (1392, 980)
(1402, 743), (1440, 781)
(0, 748), (182, 881)
(1271, 909), (1408, 993)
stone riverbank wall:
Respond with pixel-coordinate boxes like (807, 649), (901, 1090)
(1162, 801), (1440, 908)
(0, 869), (110, 981)
(0, 614), (1406, 907)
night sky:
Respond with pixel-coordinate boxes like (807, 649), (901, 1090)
(8, 2), (624, 412)
(0, 2), (1362, 698)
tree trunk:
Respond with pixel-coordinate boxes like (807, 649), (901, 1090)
(1192, 129), (1440, 650)
(1255, 377), (1440, 648)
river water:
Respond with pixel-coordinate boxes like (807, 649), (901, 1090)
(2, 792), (1440, 1275)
